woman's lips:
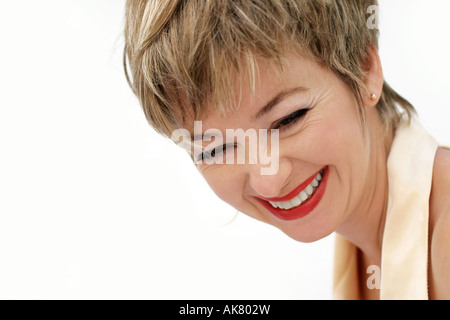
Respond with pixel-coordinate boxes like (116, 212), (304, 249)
(255, 166), (329, 221)
(258, 168), (324, 202)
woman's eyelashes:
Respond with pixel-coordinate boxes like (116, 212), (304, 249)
(197, 108), (309, 162)
(198, 143), (236, 162)
(272, 108), (309, 130)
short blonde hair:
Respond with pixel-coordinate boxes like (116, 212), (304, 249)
(124, 0), (414, 137)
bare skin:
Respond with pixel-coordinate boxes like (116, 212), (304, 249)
(429, 147), (450, 299)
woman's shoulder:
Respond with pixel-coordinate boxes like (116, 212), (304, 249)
(431, 147), (450, 214)
(429, 147), (450, 299)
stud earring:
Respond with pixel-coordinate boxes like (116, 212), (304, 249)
(370, 93), (377, 101)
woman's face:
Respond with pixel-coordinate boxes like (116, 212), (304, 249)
(191, 53), (375, 243)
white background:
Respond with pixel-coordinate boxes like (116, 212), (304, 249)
(0, 1), (449, 299)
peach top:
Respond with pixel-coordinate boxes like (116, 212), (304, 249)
(333, 118), (438, 300)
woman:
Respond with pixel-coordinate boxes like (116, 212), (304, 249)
(123, 0), (450, 299)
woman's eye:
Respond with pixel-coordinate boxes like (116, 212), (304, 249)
(273, 108), (309, 130)
(198, 144), (235, 162)
(202, 146), (221, 160)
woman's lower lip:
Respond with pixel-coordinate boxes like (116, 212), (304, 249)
(258, 166), (329, 221)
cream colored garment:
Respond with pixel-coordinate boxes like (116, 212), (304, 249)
(333, 118), (438, 300)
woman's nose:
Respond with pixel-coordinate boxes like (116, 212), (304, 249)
(248, 157), (293, 199)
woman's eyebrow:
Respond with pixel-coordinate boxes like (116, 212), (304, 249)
(254, 87), (309, 120)
(190, 86), (309, 141)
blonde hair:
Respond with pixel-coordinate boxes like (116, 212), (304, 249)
(123, 0), (414, 137)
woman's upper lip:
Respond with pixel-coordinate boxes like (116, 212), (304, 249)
(256, 167), (325, 203)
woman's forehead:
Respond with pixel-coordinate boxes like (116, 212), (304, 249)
(194, 54), (325, 119)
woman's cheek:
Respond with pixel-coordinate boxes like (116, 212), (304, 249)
(201, 166), (244, 205)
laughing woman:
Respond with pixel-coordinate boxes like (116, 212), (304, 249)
(123, 0), (450, 299)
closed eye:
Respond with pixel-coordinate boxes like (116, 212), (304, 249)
(197, 143), (237, 162)
(272, 108), (309, 130)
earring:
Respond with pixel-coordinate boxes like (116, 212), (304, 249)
(370, 93), (377, 101)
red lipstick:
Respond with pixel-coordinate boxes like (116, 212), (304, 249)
(256, 166), (329, 221)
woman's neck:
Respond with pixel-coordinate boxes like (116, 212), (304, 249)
(336, 109), (394, 267)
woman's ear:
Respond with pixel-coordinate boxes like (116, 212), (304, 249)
(361, 46), (384, 108)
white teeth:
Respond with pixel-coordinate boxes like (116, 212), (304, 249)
(305, 185), (314, 196)
(290, 196), (302, 207)
(299, 191), (308, 202)
(267, 169), (325, 210)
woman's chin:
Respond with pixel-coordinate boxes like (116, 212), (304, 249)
(282, 227), (334, 244)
